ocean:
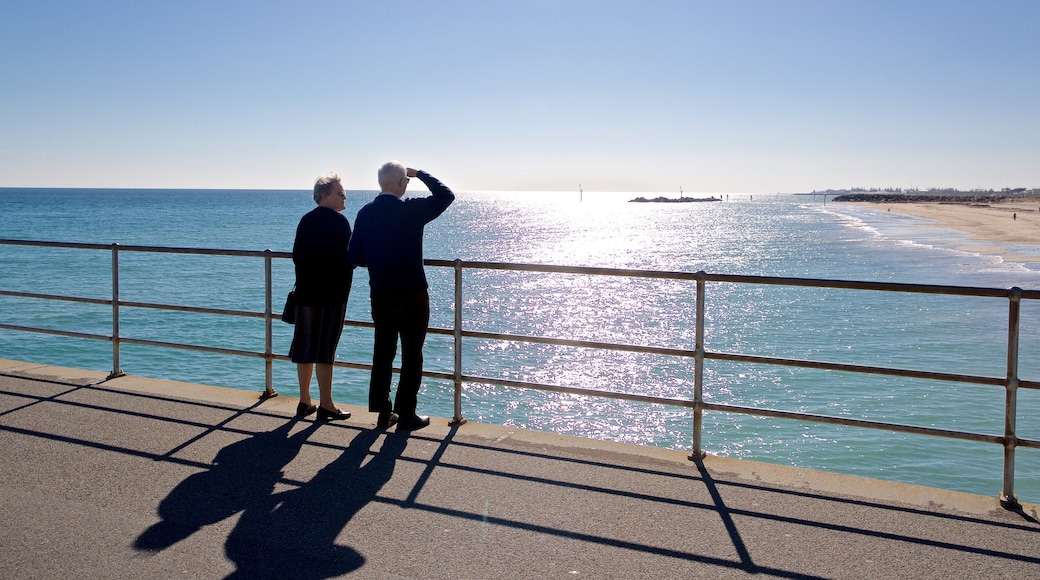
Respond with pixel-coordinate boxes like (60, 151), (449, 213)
(1, 187), (1038, 501)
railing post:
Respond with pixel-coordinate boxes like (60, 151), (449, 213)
(108, 243), (124, 379)
(263, 250), (274, 396)
(1000, 287), (1022, 508)
(690, 271), (707, 460)
(450, 259), (466, 425)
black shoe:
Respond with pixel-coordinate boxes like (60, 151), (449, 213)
(317, 406), (350, 421)
(396, 414), (430, 431)
(377, 411), (399, 429)
(296, 402), (317, 417)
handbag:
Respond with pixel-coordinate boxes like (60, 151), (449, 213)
(281, 287), (297, 324)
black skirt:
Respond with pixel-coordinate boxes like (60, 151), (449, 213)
(288, 303), (347, 364)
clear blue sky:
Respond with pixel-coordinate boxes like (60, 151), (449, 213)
(2, 0), (1037, 193)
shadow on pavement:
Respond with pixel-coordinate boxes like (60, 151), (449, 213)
(134, 415), (410, 579)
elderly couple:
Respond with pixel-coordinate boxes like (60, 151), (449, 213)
(280, 161), (454, 431)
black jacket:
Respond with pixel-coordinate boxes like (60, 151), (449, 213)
(292, 206), (354, 306)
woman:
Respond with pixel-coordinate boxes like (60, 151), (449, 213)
(288, 172), (354, 420)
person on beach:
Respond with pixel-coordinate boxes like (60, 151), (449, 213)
(287, 172), (354, 421)
(348, 162), (455, 430)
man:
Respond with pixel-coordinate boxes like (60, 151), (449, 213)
(348, 161), (455, 430)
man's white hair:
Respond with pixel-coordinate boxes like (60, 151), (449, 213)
(378, 161), (407, 191)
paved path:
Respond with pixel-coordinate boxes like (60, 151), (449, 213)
(1, 359), (1038, 579)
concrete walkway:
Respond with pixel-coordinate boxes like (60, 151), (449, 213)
(1, 358), (1037, 579)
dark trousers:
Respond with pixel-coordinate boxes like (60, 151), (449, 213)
(368, 290), (430, 416)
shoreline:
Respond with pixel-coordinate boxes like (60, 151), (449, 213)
(834, 200), (1040, 265)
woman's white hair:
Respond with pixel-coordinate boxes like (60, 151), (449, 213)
(312, 172), (341, 203)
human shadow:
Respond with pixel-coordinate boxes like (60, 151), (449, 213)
(134, 419), (320, 552)
(224, 426), (410, 579)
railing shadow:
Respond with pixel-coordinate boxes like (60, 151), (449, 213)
(1, 375), (1038, 578)
(385, 432), (1040, 575)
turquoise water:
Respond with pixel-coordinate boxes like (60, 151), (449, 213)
(1, 188), (1038, 501)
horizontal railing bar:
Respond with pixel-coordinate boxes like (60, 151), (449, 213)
(1019, 437), (1040, 450)
(0, 239), (113, 251)
(425, 370), (455, 382)
(0, 238), (294, 259)
(0, 296), (359, 326)
(0, 325), (377, 375)
(345, 319), (375, 330)
(42, 293), (380, 328)
(329, 359), (375, 372)
(113, 245), (291, 259)
(0, 323), (110, 342)
(0, 291), (294, 323)
(219, 351), (375, 373)
(119, 300), (264, 319)
(704, 273), (1024, 299)
(698, 405), (1006, 444)
(3, 238), (1037, 299)
(453, 335), (1037, 390)
(2, 323), (271, 359)
(332, 360), (455, 379)
(118, 306), (376, 328)
(119, 338), (372, 364)
(457, 373), (697, 408)
(460, 329), (698, 358)
(427, 259), (701, 281)
(345, 358), (692, 408)
(429, 326), (1026, 388)
(702, 401), (1006, 445)
(425, 258), (1040, 300)
(119, 338), (267, 359)
(324, 361), (735, 415)
(707, 351), (1007, 387)
(0, 289), (112, 306)
(448, 373), (1010, 447)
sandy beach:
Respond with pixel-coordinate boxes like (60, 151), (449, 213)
(836, 200), (1040, 264)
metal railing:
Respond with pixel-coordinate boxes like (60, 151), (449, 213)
(1, 238), (1038, 507)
